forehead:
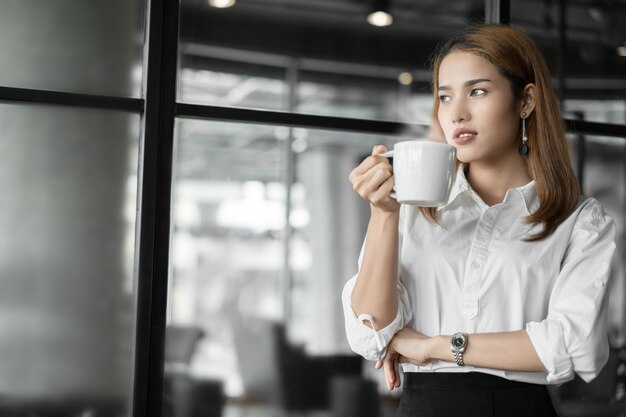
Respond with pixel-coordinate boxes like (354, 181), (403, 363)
(438, 51), (502, 85)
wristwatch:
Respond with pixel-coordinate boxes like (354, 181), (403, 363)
(450, 332), (468, 367)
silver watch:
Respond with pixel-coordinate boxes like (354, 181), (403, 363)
(450, 332), (468, 366)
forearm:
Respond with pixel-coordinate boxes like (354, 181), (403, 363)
(351, 207), (400, 328)
(430, 330), (547, 373)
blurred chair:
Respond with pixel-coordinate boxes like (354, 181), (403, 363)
(164, 325), (205, 372)
(550, 347), (626, 417)
(330, 376), (380, 417)
(163, 325), (225, 417)
(271, 323), (365, 413)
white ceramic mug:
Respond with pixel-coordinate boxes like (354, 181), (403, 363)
(379, 140), (456, 207)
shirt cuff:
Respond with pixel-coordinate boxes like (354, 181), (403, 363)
(341, 279), (406, 361)
(526, 319), (574, 384)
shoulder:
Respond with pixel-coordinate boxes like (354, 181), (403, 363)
(574, 197), (614, 230)
(566, 197), (616, 247)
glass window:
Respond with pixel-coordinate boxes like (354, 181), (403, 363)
(178, 0), (481, 122)
(0, 103), (140, 415)
(166, 119), (286, 416)
(510, 0), (626, 123)
(167, 118), (410, 416)
(0, 1), (144, 97)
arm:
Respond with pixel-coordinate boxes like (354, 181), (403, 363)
(351, 208), (400, 327)
(342, 145), (412, 361)
(431, 330), (546, 372)
(376, 328), (546, 391)
(348, 145), (401, 328)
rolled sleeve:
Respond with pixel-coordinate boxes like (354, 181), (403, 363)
(341, 274), (412, 361)
(526, 199), (616, 384)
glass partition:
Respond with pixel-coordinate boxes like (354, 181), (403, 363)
(167, 118), (412, 416)
(0, 103), (140, 416)
(0, 1), (144, 97)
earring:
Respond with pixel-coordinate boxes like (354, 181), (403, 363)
(518, 112), (529, 156)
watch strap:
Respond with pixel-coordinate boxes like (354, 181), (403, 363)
(453, 349), (465, 367)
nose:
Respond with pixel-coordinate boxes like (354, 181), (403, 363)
(451, 98), (470, 124)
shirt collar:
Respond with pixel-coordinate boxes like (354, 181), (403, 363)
(438, 163), (540, 215)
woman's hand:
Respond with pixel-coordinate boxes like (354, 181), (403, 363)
(375, 327), (437, 391)
(348, 145), (400, 213)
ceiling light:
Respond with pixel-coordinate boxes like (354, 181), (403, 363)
(209, 0), (236, 8)
(367, 0), (393, 27)
(618, 44), (626, 57)
(398, 72), (413, 85)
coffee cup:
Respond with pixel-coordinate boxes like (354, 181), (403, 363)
(378, 140), (456, 207)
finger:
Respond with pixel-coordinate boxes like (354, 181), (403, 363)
(375, 360), (383, 369)
(354, 165), (393, 200)
(394, 358), (401, 388)
(368, 176), (396, 206)
(383, 355), (396, 391)
(352, 152), (390, 178)
(371, 144), (388, 156)
(362, 163), (393, 193)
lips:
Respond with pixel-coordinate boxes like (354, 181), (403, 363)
(453, 128), (477, 145)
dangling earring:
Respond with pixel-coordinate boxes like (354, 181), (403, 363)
(518, 112), (529, 156)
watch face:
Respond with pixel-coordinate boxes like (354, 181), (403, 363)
(451, 334), (465, 349)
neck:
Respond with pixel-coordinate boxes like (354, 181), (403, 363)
(466, 154), (532, 207)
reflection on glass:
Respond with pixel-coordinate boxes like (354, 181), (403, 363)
(0, 104), (139, 415)
(0, 1), (143, 96)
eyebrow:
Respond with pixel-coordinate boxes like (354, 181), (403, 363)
(438, 78), (492, 91)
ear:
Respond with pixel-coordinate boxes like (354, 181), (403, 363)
(520, 83), (536, 117)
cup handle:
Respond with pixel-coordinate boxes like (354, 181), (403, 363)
(376, 150), (396, 199)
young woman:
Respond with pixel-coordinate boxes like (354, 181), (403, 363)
(342, 24), (616, 416)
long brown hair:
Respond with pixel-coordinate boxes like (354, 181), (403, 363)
(421, 24), (580, 241)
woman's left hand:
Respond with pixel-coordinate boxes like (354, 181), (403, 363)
(375, 327), (437, 391)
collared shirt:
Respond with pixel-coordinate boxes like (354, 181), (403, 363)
(342, 164), (616, 385)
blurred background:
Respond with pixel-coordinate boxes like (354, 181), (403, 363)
(0, 0), (625, 416)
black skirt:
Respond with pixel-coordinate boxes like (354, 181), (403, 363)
(396, 372), (558, 417)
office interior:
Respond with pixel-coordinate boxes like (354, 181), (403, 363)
(0, 0), (625, 416)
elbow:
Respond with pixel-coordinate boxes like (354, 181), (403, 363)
(572, 339), (610, 383)
(346, 337), (382, 362)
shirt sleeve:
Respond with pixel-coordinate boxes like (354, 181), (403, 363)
(341, 207), (413, 362)
(526, 199), (616, 384)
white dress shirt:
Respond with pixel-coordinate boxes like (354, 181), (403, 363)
(342, 164), (616, 385)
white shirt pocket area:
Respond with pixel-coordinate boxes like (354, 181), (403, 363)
(525, 200), (617, 384)
(341, 274), (413, 362)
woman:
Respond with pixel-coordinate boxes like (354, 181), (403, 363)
(342, 24), (616, 416)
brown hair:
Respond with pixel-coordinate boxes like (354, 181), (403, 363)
(421, 24), (580, 241)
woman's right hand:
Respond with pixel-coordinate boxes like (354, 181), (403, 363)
(348, 145), (400, 213)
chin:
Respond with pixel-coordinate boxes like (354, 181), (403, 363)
(454, 151), (478, 164)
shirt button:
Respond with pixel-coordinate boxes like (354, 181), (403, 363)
(594, 281), (605, 289)
(477, 236), (488, 244)
(472, 261), (481, 270)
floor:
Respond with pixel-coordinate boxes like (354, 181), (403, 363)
(222, 403), (399, 417)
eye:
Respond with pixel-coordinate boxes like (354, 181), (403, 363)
(438, 95), (452, 103)
(470, 88), (486, 97)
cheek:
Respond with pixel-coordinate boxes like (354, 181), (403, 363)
(479, 103), (519, 141)
(437, 107), (452, 133)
